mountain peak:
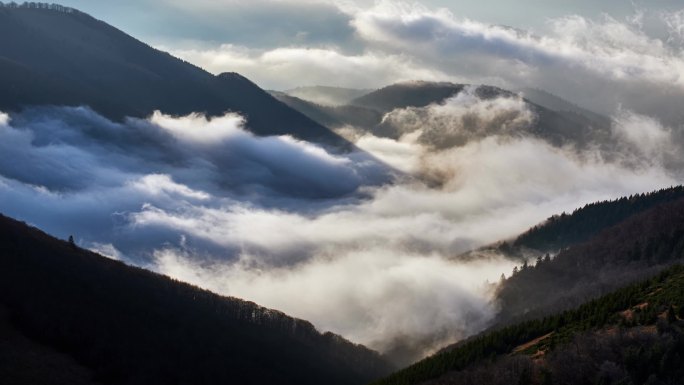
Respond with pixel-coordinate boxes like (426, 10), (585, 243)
(0, 2), (80, 14)
(0, 4), (350, 147)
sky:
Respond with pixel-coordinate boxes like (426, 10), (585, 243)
(50, 0), (684, 122)
(55, 0), (684, 46)
(2, 0), (684, 366)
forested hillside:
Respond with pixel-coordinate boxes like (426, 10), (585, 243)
(372, 265), (684, 385)
(504, 186), (684, 255)
(0, 214), (392, 385)
(372, 191), (684, 385)
(497, 195), (684, 324)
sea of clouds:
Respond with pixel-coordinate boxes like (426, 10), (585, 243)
(0, 85), (680, 365)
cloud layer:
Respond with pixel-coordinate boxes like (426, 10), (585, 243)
(1, 94), (680, 366)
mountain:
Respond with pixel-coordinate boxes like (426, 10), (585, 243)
(271, 91), (383, 130)
(279, 81), (613, 152)
(371, 189), (684, 384)
(503, 186), (684, 256)
(519, 87), (610, 124)
(354, 82), (612, 149)
(373, 263), (684, 385)
(283, 86), (373, 106)
(0, 213), (393, 385)
(348, 81), (466, 114)
(495, 194), (684, 325)
(0, 3), (348, 147)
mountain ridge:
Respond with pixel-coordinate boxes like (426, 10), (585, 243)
(0, 212), (394, 385)
(0, 2), (350, 148)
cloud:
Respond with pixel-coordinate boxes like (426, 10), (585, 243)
(0, 100), (680, 366)
(165, 1), (684, 126)
(376, 86), (535, 149)
(167, 44), (451, 90)
(348, 1), (684, 120)
(153, 246), (513, 363)
(0, 106), (389, 257)
(611, 108), (680, 166)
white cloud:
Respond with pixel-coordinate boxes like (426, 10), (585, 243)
(166, 44), (454, 90)
(149, 110), (245, 144)
(153, 246), (513, 360)
(0, 100), (680, 365)
(164, 1), (684, 124)
(611, 108), (677, 164)
(351, 1), (684, 87)
(129, 174), (211, 200)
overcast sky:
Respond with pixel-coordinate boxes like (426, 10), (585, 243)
(56, 0), (683, 46)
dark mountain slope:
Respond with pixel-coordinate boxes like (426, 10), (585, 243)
(283, 86), (372, 106)
(504, 185), (684, 255)
(0, 303), (98, 385)
(0, 3), (347, 147)
(280, 81), (612, 151)
(0, 213), (393, 385)
(373, 192), (684, 385)
(520, 87), (610, 125)
(362, 82), (611, 149)
(497, 195), (684, 324)
(349, 81), (465, 113)
(272, 91), (383, 130)
(373, 264), (684, 385)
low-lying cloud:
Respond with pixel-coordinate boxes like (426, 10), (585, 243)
(0, 98), (680, 366)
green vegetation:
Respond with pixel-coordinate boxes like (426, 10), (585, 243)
(508, 185), (684, 254)
(372, 265), (684, 385)
(498, 193), (684, 324)
(0, 214), (392, 385)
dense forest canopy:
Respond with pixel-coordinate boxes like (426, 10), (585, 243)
(0, 214), (393, 385)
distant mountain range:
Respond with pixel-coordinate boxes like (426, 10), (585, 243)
(0, 3), (348, 147)
(274, 81), (614, 153)
(283, 86), (373, 106)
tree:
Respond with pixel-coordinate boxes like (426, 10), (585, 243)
(667, 306), (676, 323)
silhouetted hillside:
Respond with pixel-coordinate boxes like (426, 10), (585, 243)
(272, 91), (383, 130)
(280, 81), (612, 151)
(371, 192), (684, 385)
(497, 195), (684, 324)
(0, 213), (393, 385)
(520, 87), (610, 125)
(373, 264), (684, 385)
(505, 185), (684, 255)
(283, 86), (372, 106)
(349, 81), (465, 113)
(0, 3), (348, 147)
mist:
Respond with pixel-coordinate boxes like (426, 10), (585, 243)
(0, 93), (680, 366)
